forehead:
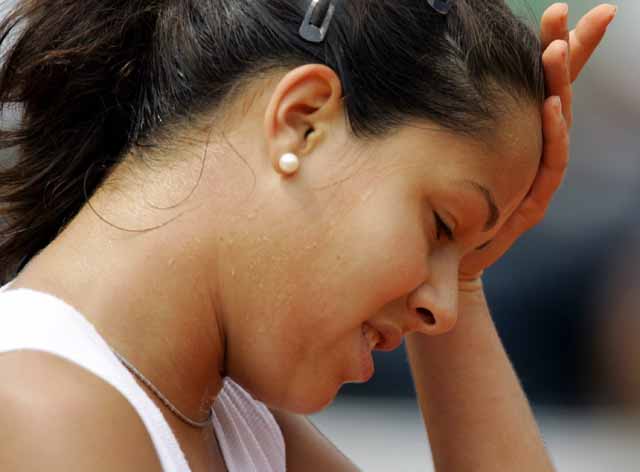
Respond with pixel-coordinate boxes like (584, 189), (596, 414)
(471, 104), (542, 205)
(394, 102), (543, 213)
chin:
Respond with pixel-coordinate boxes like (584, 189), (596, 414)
(231, 360), (346, 414)
(280, 384), (341, 415)
(253, 379), (341, 415)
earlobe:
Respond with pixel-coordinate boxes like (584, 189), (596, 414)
(263, 64), (342, 176)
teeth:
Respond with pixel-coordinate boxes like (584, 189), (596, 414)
(362, 324), (381, 349)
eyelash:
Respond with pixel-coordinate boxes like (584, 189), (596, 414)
(434, 212), (454, 241)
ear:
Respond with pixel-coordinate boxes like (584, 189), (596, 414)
(264, 64), (343, 175)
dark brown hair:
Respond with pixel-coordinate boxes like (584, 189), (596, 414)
(0, 0), (543, 284)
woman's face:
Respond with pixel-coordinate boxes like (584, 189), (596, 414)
(192, 66), (544, 413)
(211, 98), (542, 414)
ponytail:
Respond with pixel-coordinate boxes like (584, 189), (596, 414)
(0, 0), (156, 283)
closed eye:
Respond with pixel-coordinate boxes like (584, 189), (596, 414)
(434, 212), (454, 241)
(475, 239), (492, 251)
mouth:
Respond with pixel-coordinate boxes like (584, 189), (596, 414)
(354, 323), (403, 383)
(362, 323), (403, 352)
(353, 323), (380, 383)
(361, 323), (382, 350)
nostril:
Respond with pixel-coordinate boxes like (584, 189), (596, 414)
(417, 307), (436, 326)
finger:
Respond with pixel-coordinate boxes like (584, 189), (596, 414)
(569, 4), (617, 82)
(541, 2), (569, 50)
(543, 40), (572, 127)
(524, 96), (569, 222)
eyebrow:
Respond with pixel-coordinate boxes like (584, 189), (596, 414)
(463, 180), (500, 232)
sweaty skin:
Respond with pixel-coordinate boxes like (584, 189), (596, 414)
(0, 4), (616, 472)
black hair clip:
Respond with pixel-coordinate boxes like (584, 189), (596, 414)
(427, 0), (452, 15)
(299, 0), (336, 43)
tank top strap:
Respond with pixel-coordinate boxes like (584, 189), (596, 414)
(0, 285), (192, 472)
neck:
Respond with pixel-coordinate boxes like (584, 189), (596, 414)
(11, 198), (227, 424)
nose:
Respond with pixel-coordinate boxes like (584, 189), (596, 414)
(405, 248), (459, 336)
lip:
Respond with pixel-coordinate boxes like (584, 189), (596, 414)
(372, 325), (403, 352)
(357, 325), (376, 382)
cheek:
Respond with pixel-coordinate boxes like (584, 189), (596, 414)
(363, 230), (428, 301)
(272, 204), (428, 337)
(223, 183), (429, 410)
(340, 193), (429, 307)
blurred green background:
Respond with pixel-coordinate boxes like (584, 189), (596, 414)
(509, 0), (596, 20)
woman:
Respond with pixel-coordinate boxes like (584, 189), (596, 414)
(0, 1), (615, 471)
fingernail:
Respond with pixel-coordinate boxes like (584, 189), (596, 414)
(559, 3), (569, 16)
(608, 5), (618, 21)
(552, 3), (568, 18)
(552, 96), (562, 113)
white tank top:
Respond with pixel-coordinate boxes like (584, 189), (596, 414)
(0, 282), (286, 472)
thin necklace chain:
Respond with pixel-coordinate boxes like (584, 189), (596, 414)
(111, 348), (213, 429)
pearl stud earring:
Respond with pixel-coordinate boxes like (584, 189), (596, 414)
(279, 152), (300, 175)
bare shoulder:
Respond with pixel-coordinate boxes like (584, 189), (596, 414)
(0, 350), (163, 472)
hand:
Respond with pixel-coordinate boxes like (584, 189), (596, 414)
(458, 3), (617, 289)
